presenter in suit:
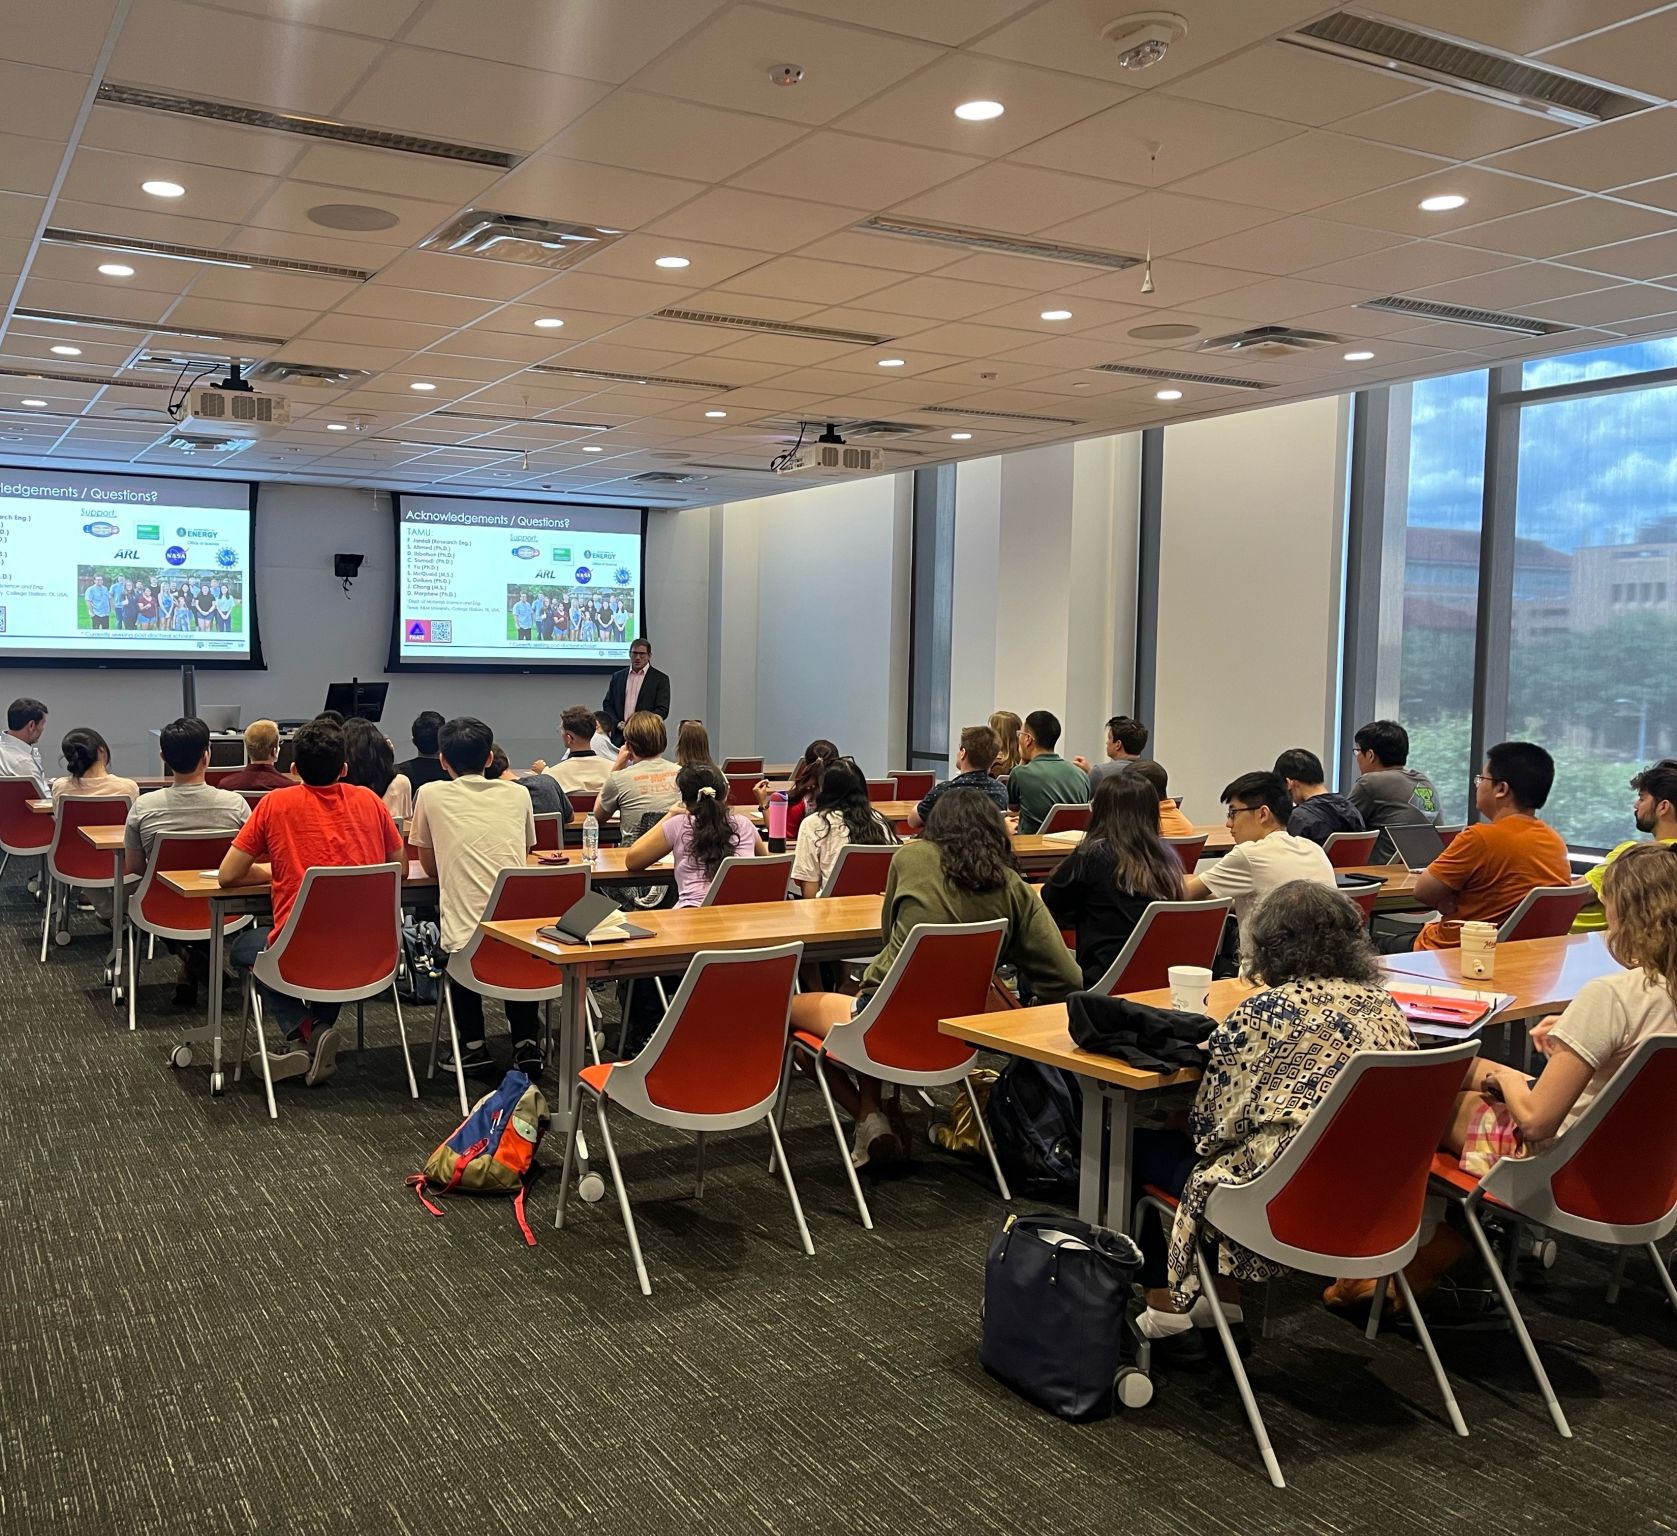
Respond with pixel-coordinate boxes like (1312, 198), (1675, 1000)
(603, 637), (671, 746)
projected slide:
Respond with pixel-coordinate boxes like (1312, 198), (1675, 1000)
(393, 494), (645, 670)
(0, 469), (254, 663)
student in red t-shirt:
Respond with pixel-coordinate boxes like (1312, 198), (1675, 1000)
(218, 716), (403, 1085)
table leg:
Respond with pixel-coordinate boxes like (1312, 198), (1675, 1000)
(1078, 1079), (1108, 1226)
(1102, 1088), (1136, 1236)
(208, 895), (227, 1090)
(555, 962), (594, 1191)
(107, 848), (126, 1007)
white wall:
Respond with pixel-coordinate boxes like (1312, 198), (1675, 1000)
(1153, 396), (1350, 817)
(4, 484), (706, 774)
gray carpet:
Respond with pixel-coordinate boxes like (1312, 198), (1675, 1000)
(4, 877), (1675, 1535)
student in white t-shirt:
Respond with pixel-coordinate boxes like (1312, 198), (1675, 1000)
(1451, 842), (1677, 1156)
(532, 706), (611, 795)
(1185, 770), (1338, 924)
(791, 759), (897, 898)
(408, 714), (539, 1078)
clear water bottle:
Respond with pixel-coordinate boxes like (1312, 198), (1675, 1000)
(581, 812), (599, 867)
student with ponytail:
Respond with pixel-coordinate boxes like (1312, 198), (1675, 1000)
(50, 726), (139, 813)
(626, 762), (767, 907)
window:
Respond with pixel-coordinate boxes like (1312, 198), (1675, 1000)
(1521, 336), (1677, 391)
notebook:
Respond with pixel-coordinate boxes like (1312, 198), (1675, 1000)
(537, 891), (652, 945)
(1383, 980), (1513, 1039)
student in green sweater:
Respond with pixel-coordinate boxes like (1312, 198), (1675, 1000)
(789, 788), (1082, 1169)
(1008, 709), (1091, 833)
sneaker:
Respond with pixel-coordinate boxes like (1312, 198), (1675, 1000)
(441, 1039), (495, 1074)
(512, 1042), (544, 1079)
(850, 1110), (898, 1170)
(262, 1036), (309, 1071)
(1130, 1305), (1210, 1370)
(303, 1024), (340, 1086)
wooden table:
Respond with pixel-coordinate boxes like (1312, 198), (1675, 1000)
(78, 823), (134, 1011)
(1380, 932), (1618, 1022)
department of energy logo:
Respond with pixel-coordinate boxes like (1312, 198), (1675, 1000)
(216, 546), (238, 568)
(574, 566), (592, 584)
(83, 521), (120, 537)
(165, 545), (187, 566)
(511, 545), (539, 559)
(615, 566), (632, 585)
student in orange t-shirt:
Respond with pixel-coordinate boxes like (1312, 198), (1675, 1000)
(1411, 740), (1573, 951)
(218, 716), (403, 1085)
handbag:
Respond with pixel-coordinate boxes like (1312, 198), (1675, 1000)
(980, 1212), (1143, 1421)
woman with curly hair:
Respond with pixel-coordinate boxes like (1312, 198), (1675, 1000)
(1132, 879), (1417, 1363)
(788, 788), (1081, 1168)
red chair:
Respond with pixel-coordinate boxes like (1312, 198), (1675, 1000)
(555, 942), (811, 1295)
(39, 794), (134, 963)
(234, 864), (413, 1120)
(430, 864), (590, 1114)
(205, 768), (240, 787)
(1437, 824), (1465, 848)
(568, 790), (598, 813)
(720, 756), (763, 776)
(1039, 802), (1091, 835)
(1132, 1040), (1480, 1487)
(725, 774), (760, 807)
(235, 789), (271, 809)
(1498, 884), (1593, 941)
(865, 779), (896, 804)
(1164, 834), (1207, 872)
(532, 811), (566, 852)
(816, 844), (897, 898)
(703, 853), (793, 906)
(1339, 877), (1382, 927)
(0, 774), (53, 884)
(890, 771), (934, 800)
(1322, 830), (1380, 868)
(1430, 1036), (1677, 1439)
(125, 831), (252, 1033)
(1090, 898), (1230, 996)
(782, 918), (1010, 1230)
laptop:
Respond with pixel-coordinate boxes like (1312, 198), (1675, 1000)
(198, 704), (241, 733)
(1387, 822), (1447, 872)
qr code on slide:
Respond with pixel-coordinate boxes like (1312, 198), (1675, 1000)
(432, 620), (452, 642)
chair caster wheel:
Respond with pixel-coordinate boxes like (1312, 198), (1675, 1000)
(1115, 1367), (1153, 1409)
(210, 1071), (225, 1096)
(170, 1044), (194, 1069)
(54, 930), (71, 947)
(1532, 1237), (1557, 1269)
(578, 1172), (606, 1204)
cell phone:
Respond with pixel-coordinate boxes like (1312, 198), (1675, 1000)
(535, 851), (570, 865)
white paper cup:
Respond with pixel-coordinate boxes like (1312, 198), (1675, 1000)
(1168, 964), (1213, 1013)
(1459, 920), (1498, 980)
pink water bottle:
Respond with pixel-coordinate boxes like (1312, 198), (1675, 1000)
(767, 790), (789, 845)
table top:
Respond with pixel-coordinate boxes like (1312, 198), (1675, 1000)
(80, 824), (128, 850)
(1380, 932), (1617, 1021)
(482, 893), (883, 967)
(938, 1003), (1204, 1092)
(566, 800), (917, 832)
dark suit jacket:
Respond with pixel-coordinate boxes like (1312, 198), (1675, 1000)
(604, 664), (671, 743)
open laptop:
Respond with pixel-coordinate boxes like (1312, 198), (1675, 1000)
(1387, 822), (1447, 872)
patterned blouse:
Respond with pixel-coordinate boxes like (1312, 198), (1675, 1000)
(1166, 976), (1417, 1306)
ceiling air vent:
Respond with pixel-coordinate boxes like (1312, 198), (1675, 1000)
(856, 216), (1141, 271)
(1198, 325), (1345, 358)
(630, 471), (706, 485)
(96, 83), (519, 167)
(128, 351), (258, 376)
(531, 364), (731, 392)
(922, 405), (1084, 425)
(652, 308), (895, 346)
(1281, 12), (1659, 126)
(166, 432), (253, 455)
(43, 228), (371, 282)
(249, 361), (371, 387)
(13, 308), (287, 348)
(421, 213), (619, 270)
(0, 364), (171, 390)
(1357, 295), (1568, 337)
(432, 409), (609, 433)
(1092, 362), (1271, 390)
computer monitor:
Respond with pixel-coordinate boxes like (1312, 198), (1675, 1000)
(322, 681), (388, 722)
(1388, 823), (1447, 872)
(198, 704), (241, 733)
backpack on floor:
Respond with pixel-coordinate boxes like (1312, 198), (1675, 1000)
(406, 1070), (548, 1245)
(399, 916), (441, 1005)
(985, 1059), (1082, 1197)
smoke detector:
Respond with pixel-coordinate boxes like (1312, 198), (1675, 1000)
(1102, 12), (1188, 70)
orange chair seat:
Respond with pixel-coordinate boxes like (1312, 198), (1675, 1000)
(579, 1062), (614, 1094)
(792, 1028), (825, 1052)
(1143, 1184), (1180, 1209)
(1429, 1150), (1509, 1208)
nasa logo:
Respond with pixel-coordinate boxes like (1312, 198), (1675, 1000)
(574, 566), (592, 585)
(511, 545), (539, 559)
(615, 566), (632, 586)
(165, 545), (188, 566)
(83, 520), (120, 537)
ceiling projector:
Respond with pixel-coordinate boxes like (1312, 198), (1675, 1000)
(772, 424), (883, 478)
(174, 363), (291, 439)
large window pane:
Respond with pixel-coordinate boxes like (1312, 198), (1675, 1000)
(1508, 382), (1677, 847)
(1522, 336), (1677, 391)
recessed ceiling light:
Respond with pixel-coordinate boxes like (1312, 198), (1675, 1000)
(1419, 193), (1468, 212)
(326, 422), (350, 431)
(1155, 388), (1183, 401)
(582, 445), (604, 452)
(98, 263), (134, 277)
(409, 381), (436, 391)
(1040, 309), (1073, 321)
(954, 100), (1005, 121)
(654, 255), (691, 269)
(141, 179), (185, 198)
(533, 316), (565, 329)
(950, 432), (973, 441)
(1344, 349), (1375, 362)
(50, 345), (81, 356)
(21, 398), (46, 408)
(877, 357), (906, 368)
(704, 410), (727, 418)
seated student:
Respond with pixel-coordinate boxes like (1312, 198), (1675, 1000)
(1133, 759), (1195, 839)
(219, 720), (294, 792)
(1412, 741), (1572, 951)
(1074, 714), (1149, 793)
(907, 723), (1008, 830)
(989, 710), (1022, 777)
(790, 790), (1082, 1168)
(791, 759), (899, 898)
(1575, 759), (1677, 932)
(50, 727), (139, 811)
(757, 738), (839, 843)
(409, 716), (541, 1077)
(0, 696), (50, 795)
(597, 710), (680, 830)
(1185, 771), (1337, 924)
(125, 717), (250, 1005)
(674, 718), (714, 771)
(534, 706), (612, 795)
(1042, 771), (1186, 987)
(1008, 710), (1090, 835)
(343, 717), (413, 825)
(1130, 881), (1417, 1359)
(1273, 747), (1366, 845)
(395, 710), (447, 792)
(486, 743), (571, 819)
(626, 763), (765, 907)
(218, 717), (403, 1085)
(1347, 718), (1442, 858)
(591, 711), (617, 759)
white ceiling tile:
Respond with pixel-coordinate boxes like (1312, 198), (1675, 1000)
(1315, 167), (1571, 238)
(1415, 262), (1619, 309)
(485, 156), (707, 232)
(729, 131), (980, 209)
(797, 305), (943, 338)
(241, 181), (457, 251)
(765, 0), (1039, 46)
(889, 164), (1133, 237)
(0, 191), (44, 242)
(0, 61), (94, 144)
(269, 338), (411, 372)
(0, 134), (69, 197)
(334, 287), (499, 328)
(369, 251), (548, 302)
(76, 104), (304, 179)
(548, 91), (805, 181)
(298, 313), (454, 353)
(1041, 191), (1279, 258)
(1446, 197), (1674, 258)
(1178, 215), (1396, 275)
(519, 270), (697, 315)
(1525, 282), (1677, 325)
(568, 232), (770, 287)
(15, 277), (186, 327)
(671, 291), (826, 322)
(222, 224), (403, 274)
(645, 188), (863, 251)
(588, 317), (739, 355)
(975, 291), (1147, 330)
(832, 54), (1130, 156)
(705, 333), (861, 366)
(24, 243), (200, 299)
(1484, 108), (1677, 194)
(794, 229), (959, 274)
(204, 0), (426, 38)
(715, 255), (901, 305)
(1158, 41), (1423, 126)
(1615, 175), (1677, 216)
(854, 274), (1037, 320)
(0, 0), (119, 71)
(45, 197), (239, 251)
(628, 5), (942, 124)
(1334, 89), (1569, 160)
(1062, 257), (1252, 307)
(1170, 132), (1446, 214)
(1196, 276), (1372, 325)
(1594, 307), (1677, 338)
(884, 321), (1045, 358)
(1564, 230), (1677, 282)
(284, 143), (501, 207)
(1372, 0), (1659, 54)
(1302, 240), (1516, 289)
(1537, 9), (1677, 99)
(994, 334), (1129, 369)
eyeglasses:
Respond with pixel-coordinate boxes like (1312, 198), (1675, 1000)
(1473, 774), (1497, 786)
(1226, 805), (1264, 821)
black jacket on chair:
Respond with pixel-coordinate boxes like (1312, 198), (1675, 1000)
(603, 665), (671, 743)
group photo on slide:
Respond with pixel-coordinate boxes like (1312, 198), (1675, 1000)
(505, 583), (635, 645)
(76, 565), (244, 635)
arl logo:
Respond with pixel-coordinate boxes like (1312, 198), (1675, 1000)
(533, 568), (556, 579)
(112, 547), (141, 559)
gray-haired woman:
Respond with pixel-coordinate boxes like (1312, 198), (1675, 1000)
(1130, 880), (1418, 1362)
